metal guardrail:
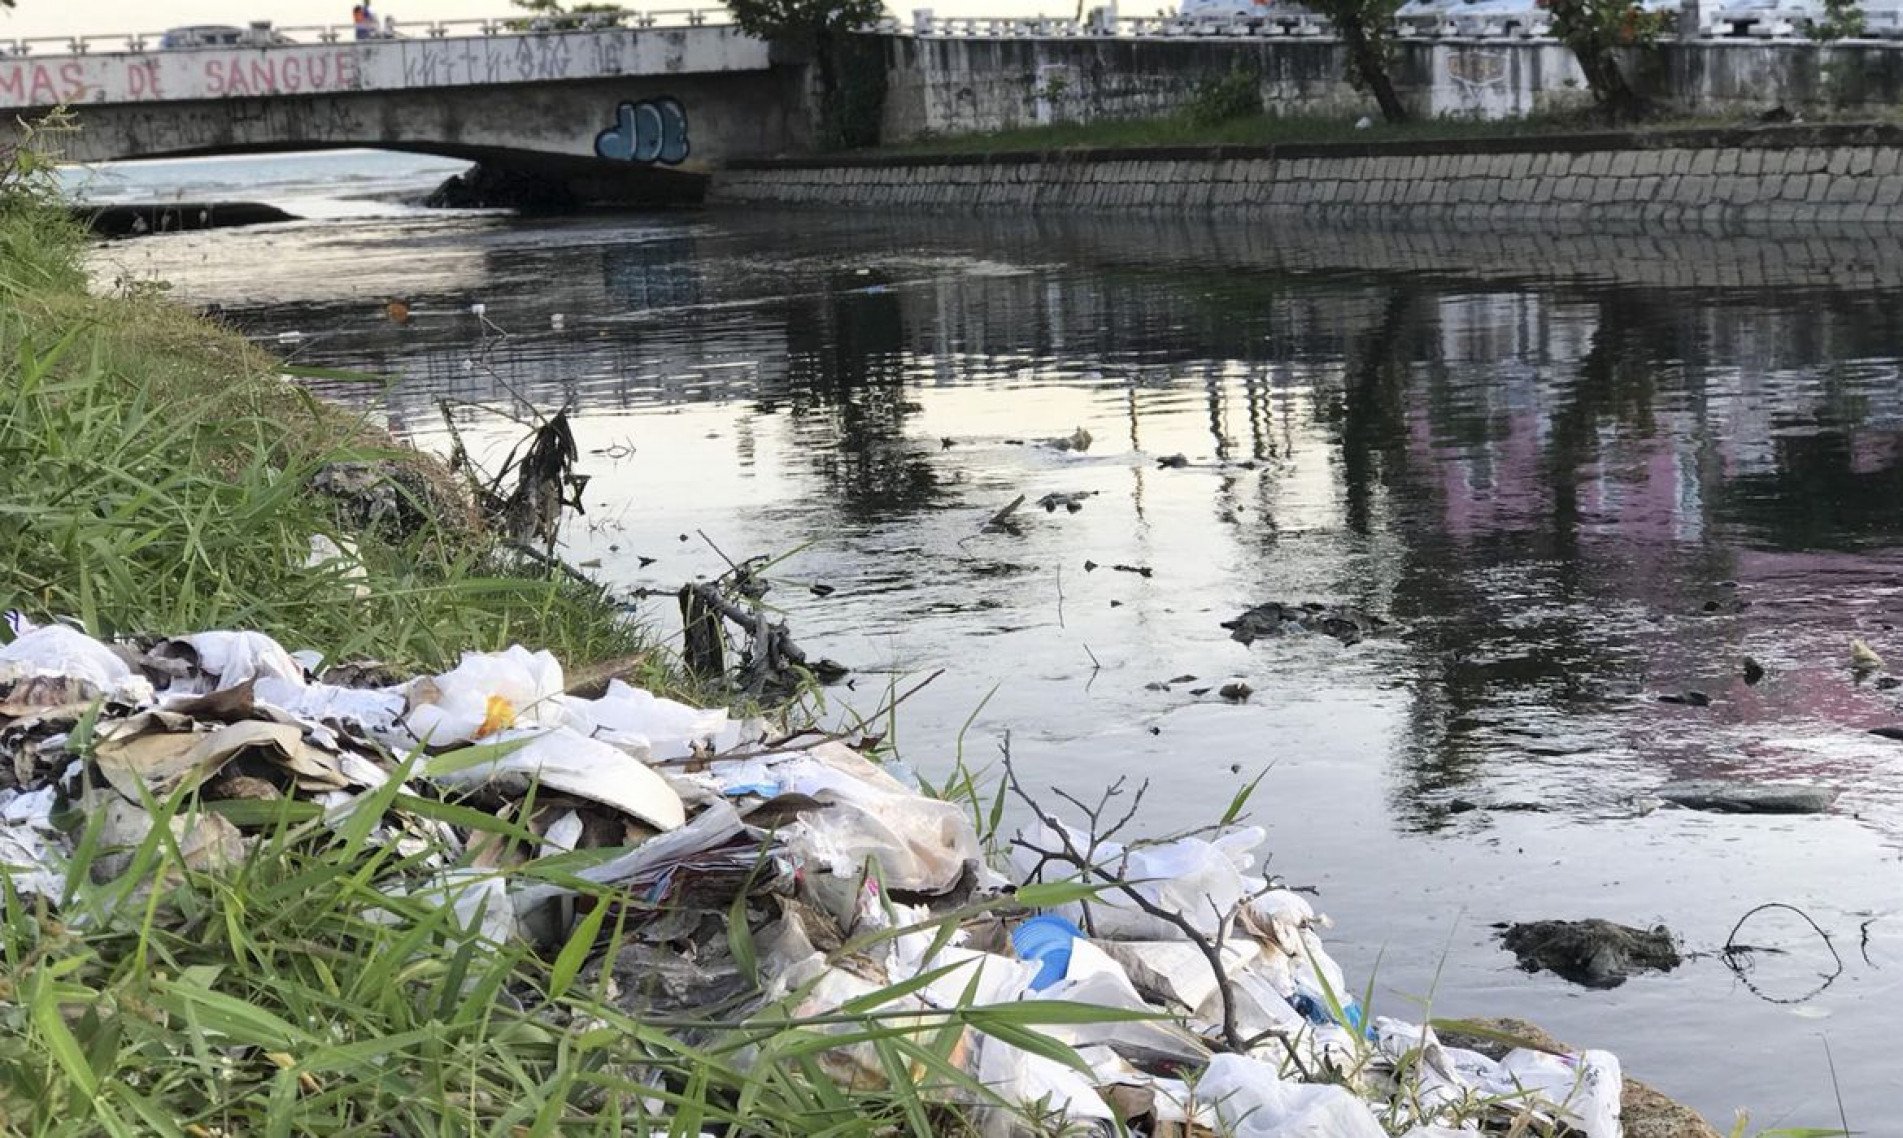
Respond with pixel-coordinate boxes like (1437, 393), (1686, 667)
(0, 8), (734, 57)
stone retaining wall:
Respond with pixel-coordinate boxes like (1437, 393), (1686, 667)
(712, 124), (1903, 226)
(875, 35), (1903, 139)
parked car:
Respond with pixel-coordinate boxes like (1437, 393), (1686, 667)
(1708, 0), (1820, 35)
(1176, 0), (1326, 30)
(158, 22), (294, 50)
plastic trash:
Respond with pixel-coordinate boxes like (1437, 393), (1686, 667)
(1012, 913), (1084, 990)
(1039, 940), (1208, 1061)
(970, 1030), (1117, 1138)
(774, 743), (979, 910)
(1196, 1053), (1388, 1138)
(175, 631), (306, 693)
(1098, 936), (1258, 1010)
(565, 677), (733, 760)
(0, 623), (153, 705)
(1013, 821), (1266, 941)
(0, 787), (62, 906)
(404, 645), (566, 745)
(1490, 1047), (1623, 1138)
(423, 725), (685, 831)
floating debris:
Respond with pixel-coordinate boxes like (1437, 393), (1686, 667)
(1037, 491), (1097, 514)
(1042, 427), (1093, 452)
(1222, 602), (1389, 647)
(1500, 919), (1681, 989)
(1656, 779), (1839, 815)
(1851, 637), (1885, 673)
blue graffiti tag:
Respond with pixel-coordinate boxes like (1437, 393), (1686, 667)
(594, 97), (690, 165)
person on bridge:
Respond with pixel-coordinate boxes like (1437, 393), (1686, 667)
(353, 3), (378, 39)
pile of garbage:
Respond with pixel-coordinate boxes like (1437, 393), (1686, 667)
(0, 617), (1622, 1137)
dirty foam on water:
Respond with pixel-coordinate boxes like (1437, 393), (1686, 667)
(95, 201), (1903, 1130)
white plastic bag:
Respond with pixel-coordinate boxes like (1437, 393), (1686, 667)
(0, 623), (153, 705)
(1196, 1053), (1388, 1138)
(778, 743), (979, 898)
(404, 646), (565, 745)
(1012, 822), (1266, 941)
(565, 678), (733, 760)
(180, 631), (305, 692)
(423, 726), (685, 831)
(1492, 1047), (1622, 1138)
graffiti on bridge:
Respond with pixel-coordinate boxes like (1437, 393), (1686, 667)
(594, 96), (690, 165)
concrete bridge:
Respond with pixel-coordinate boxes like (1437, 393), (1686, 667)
(0, 14), (810, 204)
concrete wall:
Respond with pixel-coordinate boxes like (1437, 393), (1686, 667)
(875, 35), (1903, 141)
(0, 24), (806, 198)
(41, 71), (808, 168)
(712, 124), (1903, 227)
(0, 26), (769, 108)
(879, 36), (1591, 138)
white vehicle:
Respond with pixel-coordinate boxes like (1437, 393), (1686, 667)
(1398, 0), (1546, 35)
(158, 22), (295, 49)
(1708, 0), (1820, 35)
(1175, 0), (1326, 31)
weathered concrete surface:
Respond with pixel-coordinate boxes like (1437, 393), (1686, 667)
(0, 26), (803, 205)
(713, 123), (1903, 227)
(877, 34), (1903, 141)
(879, 36), (1589, 138)
(0, 26), (769, 107)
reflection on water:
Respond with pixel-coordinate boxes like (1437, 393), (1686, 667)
(102, 211), (1903, 1128)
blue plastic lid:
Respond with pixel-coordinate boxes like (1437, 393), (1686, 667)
(1011, 914), (1086, 991)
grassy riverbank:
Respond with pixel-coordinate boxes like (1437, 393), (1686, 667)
(0, 160), (645, 674)
(0, 147), (1066, 1138)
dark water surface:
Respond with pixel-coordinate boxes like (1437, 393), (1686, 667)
(100, 210), (1903, 1129)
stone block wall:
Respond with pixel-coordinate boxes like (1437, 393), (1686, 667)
(873, 34), (1903, 142)
(712, 124), (1903, 226)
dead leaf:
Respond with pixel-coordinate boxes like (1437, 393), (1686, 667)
(177, 811), (247, 871)
(741, 792), (829, 830)
(95, 717), (347, 802)
(166, 678), (257, 722)
(0, 674), (100, 718)
(207, 773), (280, 801)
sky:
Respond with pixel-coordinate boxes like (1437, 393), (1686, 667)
(4, 1), (553, 39)
(0, 0), (1039, 40)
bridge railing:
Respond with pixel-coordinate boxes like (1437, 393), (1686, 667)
(0, 8), (734, 57)
(905, 1), (1903, 39)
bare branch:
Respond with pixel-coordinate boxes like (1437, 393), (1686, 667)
(1000, 750), (1312, 1080)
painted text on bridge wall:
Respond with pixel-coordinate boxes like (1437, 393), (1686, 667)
(0, 28), (770, 109)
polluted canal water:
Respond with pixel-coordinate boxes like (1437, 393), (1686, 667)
(93, 192), (1903, 1131)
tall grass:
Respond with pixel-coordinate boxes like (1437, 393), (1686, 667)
(0, 154), (646, 672)
(0, 761), (1127, 1137)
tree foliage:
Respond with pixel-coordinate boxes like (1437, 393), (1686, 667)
(1540, 0), (1671, 120)
(1307, 0), (1410, 123)
(1809, 0), (1866, 40)
(507, 0), (630, 28)
(725, 0), (886, 50)
(725, 0), (889, 148)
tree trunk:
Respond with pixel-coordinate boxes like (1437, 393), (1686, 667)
(1343, 25), (1409, 123)
(814, 26), (841, 146)
(1585, 51), (1644, 122)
